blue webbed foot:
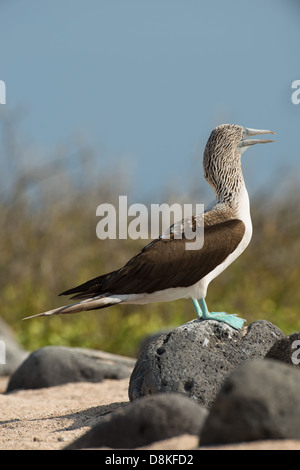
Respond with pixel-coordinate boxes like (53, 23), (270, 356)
(202, 311), (245, 329)
(192, 298), (245, 330)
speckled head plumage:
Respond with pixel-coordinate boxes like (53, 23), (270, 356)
(203, 124), (275, 203)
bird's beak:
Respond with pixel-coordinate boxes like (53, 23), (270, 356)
(238, 127), (275, 150)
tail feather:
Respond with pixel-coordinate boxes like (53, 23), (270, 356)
(59, 271), (118, 300)
(23, 296), (123, 320)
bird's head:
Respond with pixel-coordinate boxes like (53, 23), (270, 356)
(203, 124), (275, 201)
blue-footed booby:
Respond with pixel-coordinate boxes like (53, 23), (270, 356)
(25, 124), (275, 329)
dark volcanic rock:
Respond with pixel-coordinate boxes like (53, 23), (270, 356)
(66, 392), (208, 449)
(129, 319), (284, 408)
(6, 346), (136, 392)
(200, 359), (300, 445)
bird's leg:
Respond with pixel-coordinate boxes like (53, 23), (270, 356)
(198, 298), (245, 330)
(192, 299), (203, 319)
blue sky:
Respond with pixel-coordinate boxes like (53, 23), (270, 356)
(0, 0), (299, 203)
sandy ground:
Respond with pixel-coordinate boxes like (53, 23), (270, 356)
(1, 376), (300, 451)
(0, 376), (129, 450)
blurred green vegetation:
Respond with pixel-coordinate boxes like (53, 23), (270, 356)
(1, 119), (300, 358)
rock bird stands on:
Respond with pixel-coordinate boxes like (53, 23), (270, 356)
(26, 124), (275, 329)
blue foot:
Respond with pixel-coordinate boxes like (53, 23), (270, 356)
(202, 311), (245, 330)
(191, 298), (245, 330)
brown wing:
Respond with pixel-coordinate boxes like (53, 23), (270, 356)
(60, 218), (245, 299)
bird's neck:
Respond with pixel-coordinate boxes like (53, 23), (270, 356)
(206, 178), (251, 226)
(203, 147), (247, 206)
(213, 161), (245, 206)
